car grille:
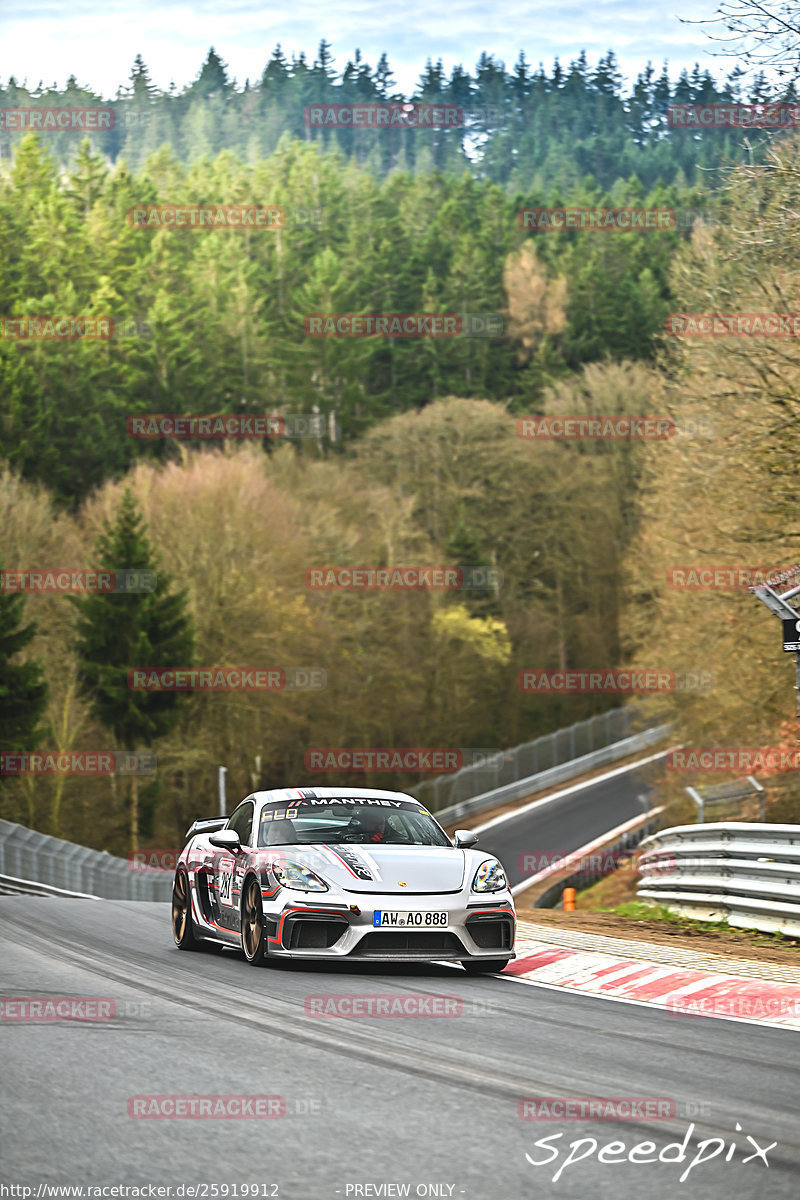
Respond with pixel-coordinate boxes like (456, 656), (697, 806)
(286, 917), (348, 950)
(355, 931), (463, 954)
(466, 915), (514, 950)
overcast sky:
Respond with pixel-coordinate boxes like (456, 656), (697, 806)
(0, 0), (737, 97)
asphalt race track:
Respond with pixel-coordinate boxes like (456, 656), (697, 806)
(477, 756), (661, 888)
(2, 889), (799, 1200)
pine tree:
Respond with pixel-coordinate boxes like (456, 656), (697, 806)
(63, 138), (108, 217)
(189, 48), (231, 100)
(71, 490), (195, 848)
(0, 560), (48, 785)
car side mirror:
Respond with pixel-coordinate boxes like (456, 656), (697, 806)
(209, 830), (242, 851)
(454, 829), (479, 848)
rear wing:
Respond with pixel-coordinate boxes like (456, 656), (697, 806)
(185, 816), (228, 840)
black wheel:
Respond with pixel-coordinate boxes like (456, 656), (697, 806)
(241, 876), (269, 966)
(172, 870), (198, 950)
(461, 959), (510, 974)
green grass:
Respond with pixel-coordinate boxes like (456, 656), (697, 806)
(597, 900), (800, 950)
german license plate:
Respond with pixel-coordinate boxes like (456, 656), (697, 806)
(373, 910), (448, 927)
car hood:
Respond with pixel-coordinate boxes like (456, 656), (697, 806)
(281, 844), (468, 894)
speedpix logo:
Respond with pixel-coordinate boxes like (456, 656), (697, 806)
(524, 1121), (776, 1184)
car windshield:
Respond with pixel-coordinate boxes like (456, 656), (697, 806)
(257, 798), (451, 848)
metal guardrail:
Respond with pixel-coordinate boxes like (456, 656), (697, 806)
(533, 809), (664, 907)
(0, 711), (669, 902)
(0, 872), (100, 899)
(429, 725), (670, 827)
(686, 776), (765, 822)
(0, 818), (172, 901)
(637, 822), (800, 937)
(412, 707), (640, 814)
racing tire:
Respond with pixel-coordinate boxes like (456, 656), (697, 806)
(460, 959), (510, 974)
(241, 875), (269, 966)
(172, 869), (198, 950)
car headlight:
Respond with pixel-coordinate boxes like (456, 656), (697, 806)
(272, 861), (329, 892)
(472, 860), (507, 892)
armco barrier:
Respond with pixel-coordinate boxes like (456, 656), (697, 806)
(426, 724), (670, 827)
(531, 808), (665, 907)
(637, 821), (800, 937)
(0, 818), (171, 900)
(413, 707), (639, 814)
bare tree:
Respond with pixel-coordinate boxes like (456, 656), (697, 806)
(690, 1), (800, 80)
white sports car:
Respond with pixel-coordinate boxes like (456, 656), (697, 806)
(172, 787), (516, 972)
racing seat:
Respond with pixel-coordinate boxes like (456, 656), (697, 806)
(265, 817), (298, 846)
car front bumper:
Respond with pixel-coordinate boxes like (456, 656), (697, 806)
(261, 889), (516, 961)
